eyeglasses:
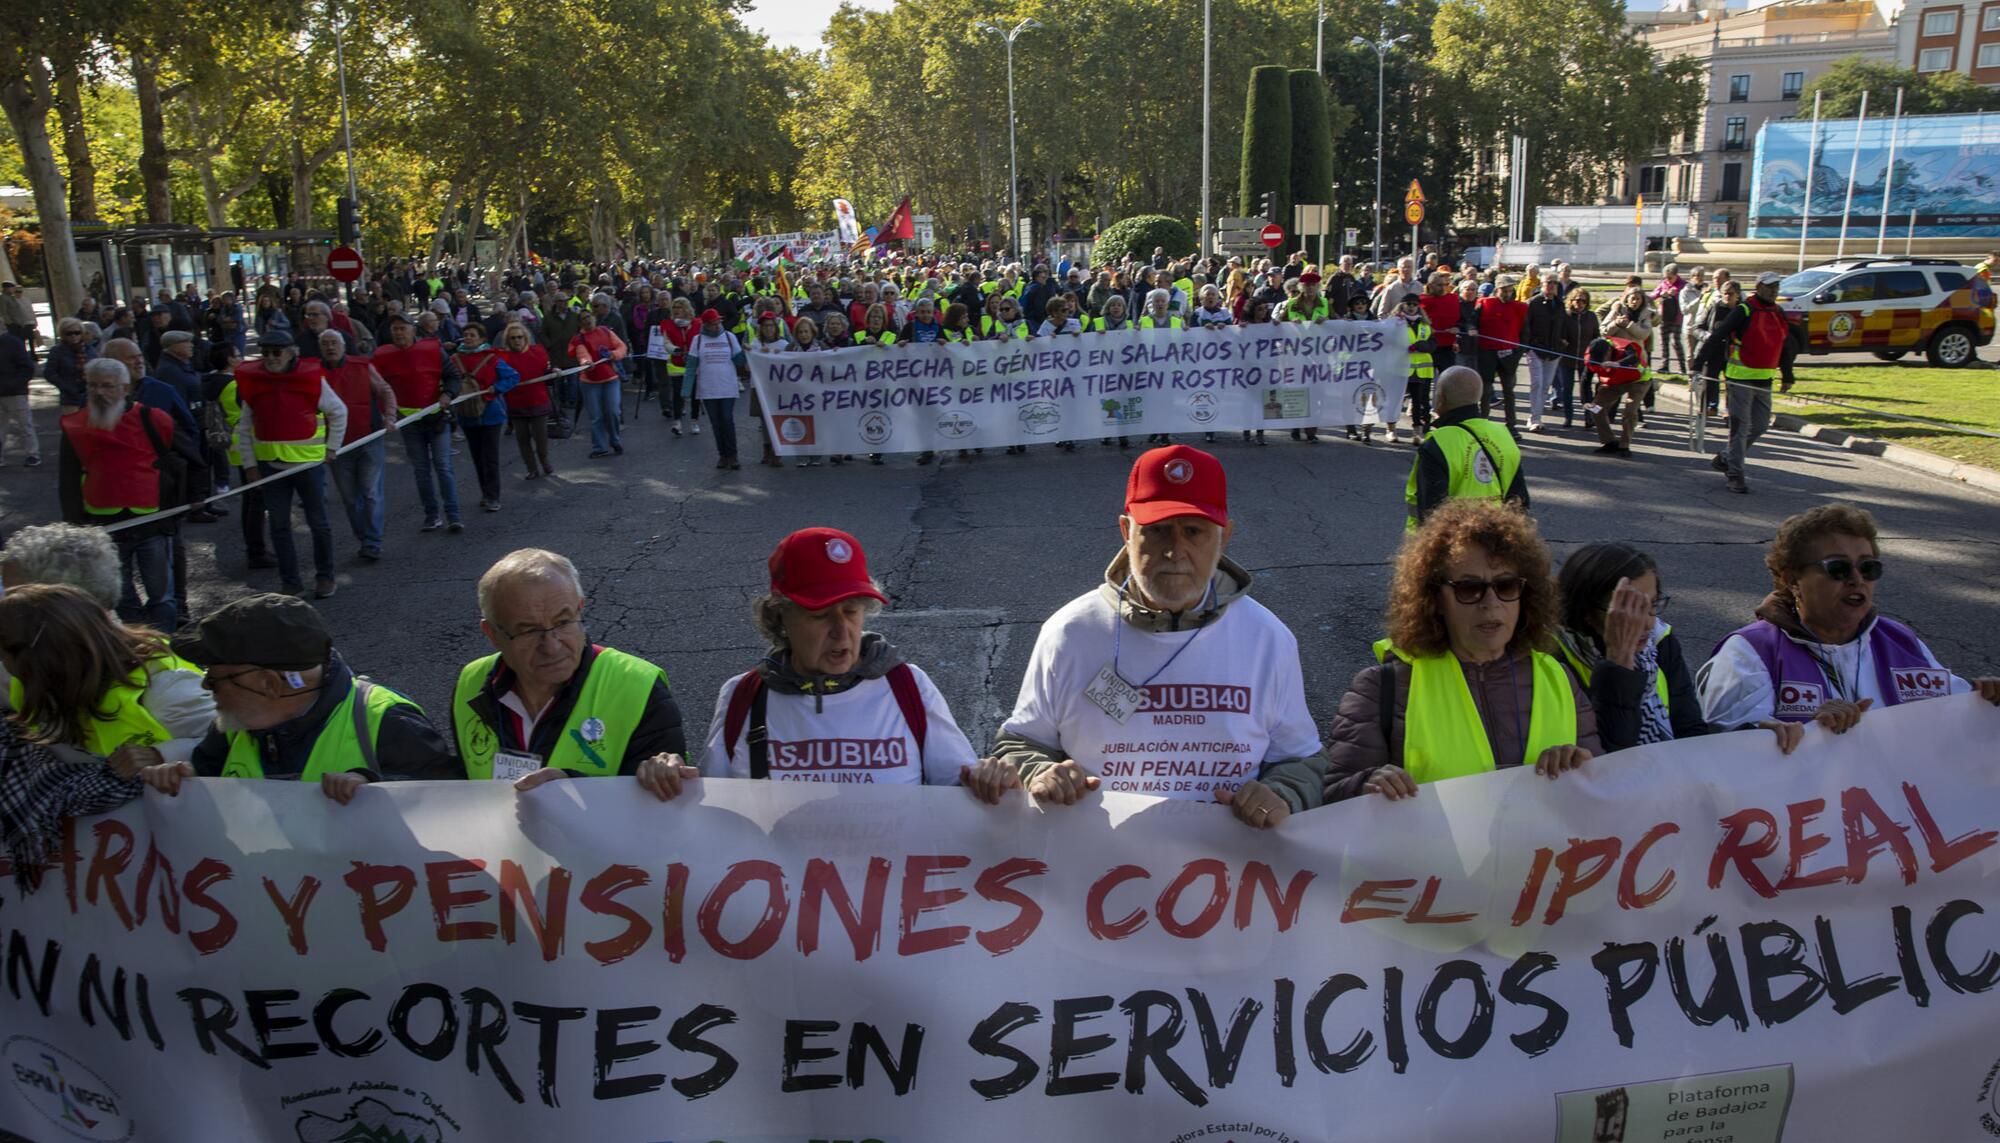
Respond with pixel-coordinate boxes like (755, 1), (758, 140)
(1441, 575), (1527, 605)
(1808, 556), (1884, 583)
(202, 668), (262, 692)
(498, 617), (582, 645)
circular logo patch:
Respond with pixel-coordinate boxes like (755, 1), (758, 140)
(1163, 458), (1194, 484)
(580, 717), (606, 744)
(1829, 313), (1856, 341)
(826, 537), (854, 564)
(777, 416), (809, 444)
(1472, 450), (1497, 484)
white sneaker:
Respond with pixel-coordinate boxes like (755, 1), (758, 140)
(692, 421), (702, 435)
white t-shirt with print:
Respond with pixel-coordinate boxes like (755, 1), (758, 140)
(701, 666), (974, 785)
(691, 330), (742, 399)
(1000, 586), (1323, 799)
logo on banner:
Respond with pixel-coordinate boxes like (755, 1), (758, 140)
(775, 414), (815, 445)
(1893, 669), (1952, 703)
(859, 411), (892, 445)
(1775, 680), (1824, 718)
(1019, 401), (1061, 435)
(937, 411), (976, 439)
(1353, 381), (1386, 420)
(1101, 397), (1144, 426)
(1185, 392), (1219, 424)
(3, 1037), (133, 1141)
(293, 1096), (445, 1143)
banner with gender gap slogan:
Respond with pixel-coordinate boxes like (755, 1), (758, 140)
(4, 696), (2000, 1142)
(750, 321), (1411, 455)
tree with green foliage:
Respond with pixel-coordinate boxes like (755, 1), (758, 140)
(1287, 68), (1338, 256)
(1799, 57), (2000, 118)
(1095, 215), (1196, 263)
(1239, 64), (1292, 237)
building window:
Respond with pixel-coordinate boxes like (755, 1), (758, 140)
(1919, 46), (1953, 70)
(1985, 5), (2000, 31)
(1782, 71), (1804, 99)
(1981, 42), (2000, 67)
(1638, 165), (1668, 196)
(1720, 162), (1744, 201)
(1724, 116), (1747, 149)
(1729, 74), (1751, 101)
(1923, 8), (1960, 35)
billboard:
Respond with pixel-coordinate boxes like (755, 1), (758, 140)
(1749, 110), (2000, 238)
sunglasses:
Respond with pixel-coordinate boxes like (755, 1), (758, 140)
(1809, 556), (1884, 583)
(1442, 575), (1527, 605)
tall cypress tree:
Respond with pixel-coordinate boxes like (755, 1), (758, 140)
(1288, 69), (1336, 259)
(1239, 65), (1293, 236)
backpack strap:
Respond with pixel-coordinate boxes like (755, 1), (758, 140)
(885, 663), (929, 766)
(1375, 662), (1400, 769)
(721, 670), (764, 760)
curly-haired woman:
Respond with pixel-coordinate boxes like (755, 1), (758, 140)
(1303, 499), (1600, 802)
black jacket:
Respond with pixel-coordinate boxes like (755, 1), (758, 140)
(0, 332), (32, 398)
(1582, 630), (1712, 752)
(190, 654), (459, 781)
(1524, 294), (1566, 354)
(452, 644), (686, 776)
(1413, 406), (1529, 524)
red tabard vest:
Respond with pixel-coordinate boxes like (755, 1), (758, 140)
(322, 356), (377, 445)
(61, 405), (170, 513)
(500, 346), (552, 414)
(234, 360), (326, 442)
(372, 342), (445, 411)
(1737, 298), (1789, 370)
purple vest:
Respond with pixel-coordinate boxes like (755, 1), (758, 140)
(1723, 616), (1945, 722)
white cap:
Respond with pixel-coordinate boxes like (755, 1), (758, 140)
(1756, 271), (1784, 286)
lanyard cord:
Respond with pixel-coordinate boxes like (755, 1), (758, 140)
(1113, 577), (1212, 687)
(1793, 615), (1865, 703)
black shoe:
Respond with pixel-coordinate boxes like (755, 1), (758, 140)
(870, 454), (885, 465)
(916, 451), (935, 464)
(1727, 476), (1749, 494)
(611, 442), (624, 455)
(247, 554), (278, 569)
(1595, 442), (1623, 454)
(1710, 454), (1728, 472)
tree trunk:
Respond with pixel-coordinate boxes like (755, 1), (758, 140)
(462, 184), (487, 264)
(1, 63), (84, 319)
(54, 72), (97, 222)
(427, 181), (464, 266)
(130, 50), (173, 224)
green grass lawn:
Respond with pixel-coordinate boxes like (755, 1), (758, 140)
(1778, 362), (2000, 472)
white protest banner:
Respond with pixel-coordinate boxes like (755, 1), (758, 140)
(751, 321), (1410, 455)
(645, 325), (669, 361)
(5, 695), (2000, 1142)
(732, 232), (842, 267)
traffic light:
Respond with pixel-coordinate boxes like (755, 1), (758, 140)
(337, 196), (359, 245)
(1260, 191), (1276, 223)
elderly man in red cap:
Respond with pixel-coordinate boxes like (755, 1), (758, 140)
(964, 446), (1327, 826)
(699, 527), (979, 784)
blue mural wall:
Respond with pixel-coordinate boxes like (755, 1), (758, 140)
(1749, 112), (2000, 238)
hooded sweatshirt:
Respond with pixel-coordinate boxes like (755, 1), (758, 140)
(993, 551), (1327, 807)
(1696, 593), (1969, 729)
(701, 632), (975, 784)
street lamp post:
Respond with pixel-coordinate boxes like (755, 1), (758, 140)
(1353, 18), (1409, 268)
(981, 19), (1040, 262)
(1202, 0), (1211, 259)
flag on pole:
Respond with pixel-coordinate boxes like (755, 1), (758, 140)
(873, 198), (915, 246)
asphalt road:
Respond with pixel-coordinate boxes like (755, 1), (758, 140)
(2, 379), (1997, 765)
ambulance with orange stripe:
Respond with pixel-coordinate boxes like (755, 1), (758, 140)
(1776, 256), (1994, 367)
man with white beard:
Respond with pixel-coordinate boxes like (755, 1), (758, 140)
(137, 593), (458, 802)
(962, 445), (1329, 827)
(57, 358), (182, 630)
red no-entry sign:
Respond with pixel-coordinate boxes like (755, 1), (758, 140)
(328, 246), (364, 283)
(1260, 224), (1284, 248)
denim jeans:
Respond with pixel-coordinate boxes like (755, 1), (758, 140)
(704, 397), (739, 461)
(115, 530), (176, 631)
(261, 460), (335, 587)
(329, 435), (386, 550)
(400, 418), (460, 523)
(583, 380), (622, 452)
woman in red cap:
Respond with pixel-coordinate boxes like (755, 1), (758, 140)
(700, 528), (979, 785)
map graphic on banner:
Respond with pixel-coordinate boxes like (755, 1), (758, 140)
(730, 231), (843, 267)
(3, 696), (2000, 1141)
(751, 321), (1410, 454)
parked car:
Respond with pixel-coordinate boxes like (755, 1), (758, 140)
(1776, 256), (1995, 367)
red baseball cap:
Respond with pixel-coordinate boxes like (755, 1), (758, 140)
(1125, 445), (1228, 526)
(768, 528), (889, 610)
(699, 308), (723, 323)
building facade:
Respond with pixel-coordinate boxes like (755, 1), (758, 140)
(1626, 0), (1898, 239)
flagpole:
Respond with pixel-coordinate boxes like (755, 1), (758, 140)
(1798, 91), (1820, 273)
(1874, 87), (1903, 256)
